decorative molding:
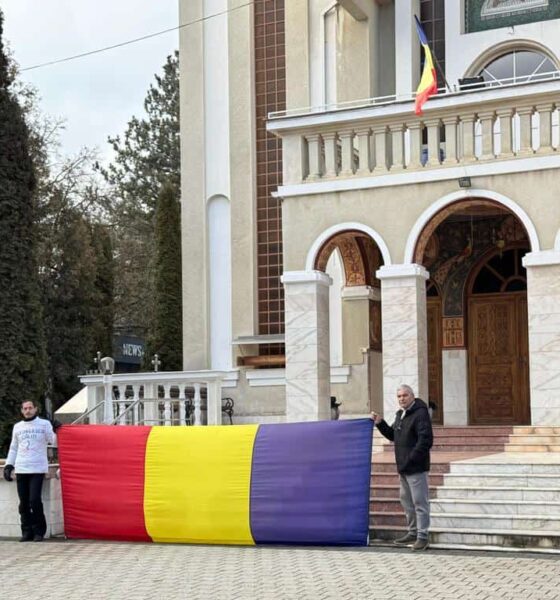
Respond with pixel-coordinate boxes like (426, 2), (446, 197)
(244, 366), (352, 387)
(376, 264), (429, 280)
(305, 222), (392, 269)
(404, 189), (541, 264)
(341, 285), (377, 300)
(522, 250), (560, 267)
(275, 155), (560, 201)
(281, 270), (333, 286)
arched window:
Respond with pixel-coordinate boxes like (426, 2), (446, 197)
(479, 49), (557, 85)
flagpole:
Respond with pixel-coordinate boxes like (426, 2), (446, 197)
(431, 47), (453, 93)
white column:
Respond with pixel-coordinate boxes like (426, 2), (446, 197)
(394, 0), (421, 98)
(377, 264), (429, 418)
(523, 251), (560, 425)
(282, 270), (332, 422)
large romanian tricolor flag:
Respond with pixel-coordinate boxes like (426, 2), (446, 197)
(414, 16), (438, 115)
(57, 419), (373, 546)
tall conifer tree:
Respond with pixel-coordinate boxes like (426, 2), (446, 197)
(0, 11), (46, 451)
(144, 181), (182, 371)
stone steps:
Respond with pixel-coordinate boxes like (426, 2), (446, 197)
(429, 528), (560, 551)
(431, 498), (560, 516)
(432, 512), (560, 531)
(370, 425), (560, 551)
(443, 473), (560, 487)
(436, 485), (560, 501)
(506, 445), (560, 452)
(426, 456), (560, 551)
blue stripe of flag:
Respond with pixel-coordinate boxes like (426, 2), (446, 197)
(414, 15), (429, 46)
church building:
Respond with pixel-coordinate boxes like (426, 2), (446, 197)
(179, 0), (560, 427)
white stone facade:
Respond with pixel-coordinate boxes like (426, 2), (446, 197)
(179, 0), (560, 426)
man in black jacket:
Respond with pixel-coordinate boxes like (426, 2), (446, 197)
(372, 384), (433, 550)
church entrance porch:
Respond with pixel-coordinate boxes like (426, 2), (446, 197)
(416, 199), (531, 426)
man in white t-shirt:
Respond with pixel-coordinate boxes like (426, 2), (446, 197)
(3, 400), (57, 542)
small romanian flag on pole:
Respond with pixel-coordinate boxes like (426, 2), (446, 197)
(414, 15), (438, 115)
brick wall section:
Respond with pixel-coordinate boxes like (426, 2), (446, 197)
(254, 0), (286, 354)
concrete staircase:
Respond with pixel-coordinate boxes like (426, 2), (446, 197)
(430, 454), (560, 551)
(369, 426), (511, 541)
(506, 427), (560, 452)
(370, 426), (560, 552)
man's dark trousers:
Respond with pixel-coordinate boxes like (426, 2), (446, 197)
(16, 474), (47, 538)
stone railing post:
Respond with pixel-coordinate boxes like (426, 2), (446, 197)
(322, 132), (339, 178)
(355, 128), (372, 175)
(425, 118), (441, 167)
(372, 125), (389, 173)
(206, 378), (223, 425)
(442, 116), (458, 165)
(460, 114), (476, 162)
(516, 106), (534, 156)
(535, 103), (554, 154)
(305, 134), (323, 180)
(339, 130), (355, 176)
(407, 122), (423, 169)
(389, 123), (405, 171)
(496, 108), (514, 158)
(478, 110), (496, 161)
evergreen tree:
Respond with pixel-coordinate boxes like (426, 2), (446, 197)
(41, 209), (99, 410)
(145, 181), (182, 371)
(0, 11), (46, 451)
(90, 223), (115, 357)
(100, 52), (179, 335)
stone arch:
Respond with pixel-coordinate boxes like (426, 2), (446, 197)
(404, 190), (540, 265)
(306, 222), (392, 272)
(464, 39), (560, 78)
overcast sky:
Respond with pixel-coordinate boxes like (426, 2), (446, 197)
(0, 0), (179, 161)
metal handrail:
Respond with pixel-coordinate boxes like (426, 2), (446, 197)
(70, 401), (105, 425)
(268, 70), (560, 120)
(110, 399), (141, 425)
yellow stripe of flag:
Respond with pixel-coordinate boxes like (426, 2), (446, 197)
(144, 425), (259, 544)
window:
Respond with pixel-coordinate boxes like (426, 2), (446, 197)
(479, 49), (557, 85)
(420, 0), (446, 88)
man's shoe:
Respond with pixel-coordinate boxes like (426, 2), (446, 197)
(412, 538), (429, 551)
(19, 535), (33, 542)
(393, 533), (416, 545)
(32, 535), (44, 542)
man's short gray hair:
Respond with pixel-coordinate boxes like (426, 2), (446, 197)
(397, 384), (415, 397)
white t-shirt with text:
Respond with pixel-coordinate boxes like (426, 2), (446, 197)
(6, 417), (56, 474)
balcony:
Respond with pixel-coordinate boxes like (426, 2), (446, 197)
(267, 75), (560, 196)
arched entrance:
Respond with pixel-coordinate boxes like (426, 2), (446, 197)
(467, 245), (530, 425)
(414, 198), (532, 426)
(313, 229), (385, 413)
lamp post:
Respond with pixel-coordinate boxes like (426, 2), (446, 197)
(100, 356), (115, 424)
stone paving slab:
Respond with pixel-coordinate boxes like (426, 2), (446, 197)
(1, 539), (559, 600)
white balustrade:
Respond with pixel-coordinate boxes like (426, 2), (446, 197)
(269, 80), (560, 185)
(79, 370), (231, 426)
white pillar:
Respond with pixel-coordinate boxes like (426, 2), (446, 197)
(377, 264), (429, 418)
(523, 251), (560, 425)
(394, 0), (421, 98)
(282, 270), (332, 422)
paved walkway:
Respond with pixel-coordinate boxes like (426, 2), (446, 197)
(1, 540), (559, 600)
